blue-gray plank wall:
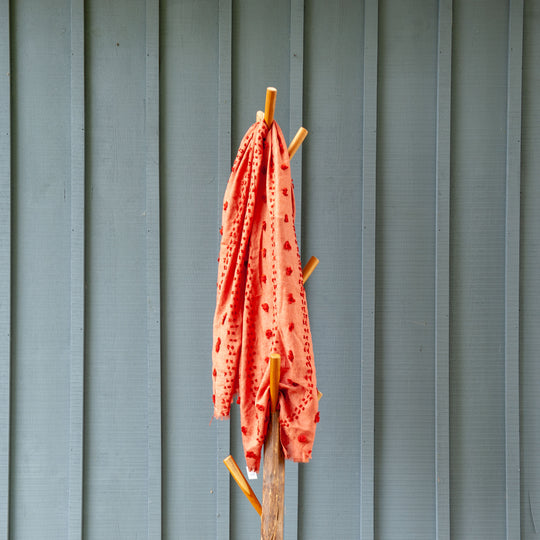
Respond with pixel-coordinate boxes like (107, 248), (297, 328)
(0, 0), (538, 539)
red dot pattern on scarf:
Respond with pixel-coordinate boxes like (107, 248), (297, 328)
(212, 120), (318, 473)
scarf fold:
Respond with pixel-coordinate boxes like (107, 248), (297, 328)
(212, 119), (318, 473)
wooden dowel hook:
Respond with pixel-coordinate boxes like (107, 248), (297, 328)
(269, 353), (281, 413)
(302, 256), (319, 284)
(257, 91), (309, 160)
(264, 87), (277, 127)
(288, 127), (308, 159)
(223, 455), (262, 516)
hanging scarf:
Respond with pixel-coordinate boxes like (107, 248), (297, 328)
(212, 119), (319, 472)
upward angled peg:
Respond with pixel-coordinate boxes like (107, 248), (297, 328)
(264, 87), (277, 127)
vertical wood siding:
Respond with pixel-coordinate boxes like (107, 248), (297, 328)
(301, 1), (364, 538)
(10, 1), (72, 537)
(68, 0), (85, 537)
(0, 1), (11, 538)
(520, 1), (540, 538)
(450, 1), (509, 537)
(434, 1), (452, 539)
(0, 1), (538, 539)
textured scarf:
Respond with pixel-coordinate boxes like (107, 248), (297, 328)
(212, 119), (319, 472)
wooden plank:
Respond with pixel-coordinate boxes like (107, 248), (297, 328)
(9, 2), (72, 536)
(68, 0), (85, 538)
(504, 0), (523, 538)
(360, 0), (378, 538)
(159, 1), (222, 537)
(450, 1), (509, 536)
(217, 2), (232, 537)
(299, 1), (363, 537)
(0, 1), (11, 538)
(375, 0), (438, 536)
(435, 1), (452, 539)
(145, 0), (161, 538)
(231, 0), (291, 151)
(83, 1), (149, 536)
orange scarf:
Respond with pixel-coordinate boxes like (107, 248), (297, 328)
(212, 120), (318, 472)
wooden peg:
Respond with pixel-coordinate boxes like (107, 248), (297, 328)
(256, 110), (264, 122)
(264, 87), (277, 127)
(288, 127), (308, 159)
(269, 353), (281, 413)
(223, 455), (262, 516)
(302, 256), (319, 284)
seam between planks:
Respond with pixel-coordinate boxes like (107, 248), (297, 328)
(434, 1), (452, 539)
(504, 0), (524, 538)
(0, 1), (12, 538)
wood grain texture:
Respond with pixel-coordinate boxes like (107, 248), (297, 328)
(261, 412), (285, 540)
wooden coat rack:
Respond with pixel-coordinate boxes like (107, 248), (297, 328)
(223, 87), (319, 540)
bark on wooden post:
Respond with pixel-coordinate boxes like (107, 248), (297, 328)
(261, 353), (285, 540)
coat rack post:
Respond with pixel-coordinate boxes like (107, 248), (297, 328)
(224, 88), (317, 537)
(261, 353), (285, 540)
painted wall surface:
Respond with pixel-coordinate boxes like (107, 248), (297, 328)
(0, 0), (538, 539)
